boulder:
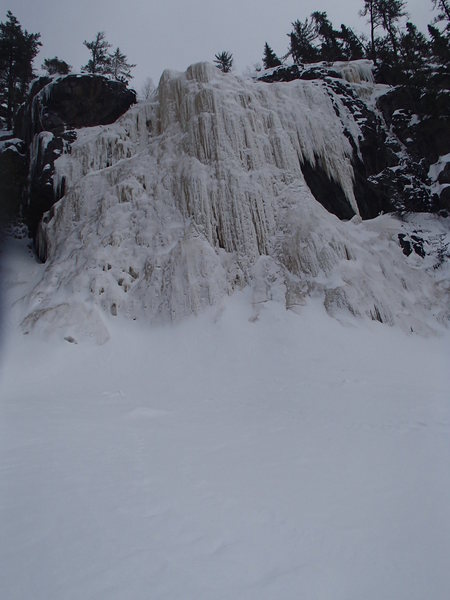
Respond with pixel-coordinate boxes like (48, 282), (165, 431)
(15, 74), (136, 143)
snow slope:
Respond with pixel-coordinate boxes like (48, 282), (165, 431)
(1, 61), (449, 599)
(23, 62), (449, 340)
(1, 236), (450, 600)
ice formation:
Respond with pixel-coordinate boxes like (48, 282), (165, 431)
(23, 63), (449, 341)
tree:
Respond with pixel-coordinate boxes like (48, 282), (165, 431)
(288, 18), (319, 63)
(42, 56), (71, 76)
(214, 51), (233, 73)
(107, 47), (135, 83)
(139, 76), (155, 101)
(376, 0), (407, 54)
(360, 0), (382, 62)
(311, 11), (344, 62)
(82, 32), (111, 74)
(432, 0), (450, 23)
(398, 22), (429, 83)
(360, 0), (406, 64)
(0, 11), (41, 129)
(428, 24), (450, 64)
(262, 42), (282, 69)
(339, 25), (365, 60)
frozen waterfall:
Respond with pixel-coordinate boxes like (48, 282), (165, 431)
(23, 63), (449, 341)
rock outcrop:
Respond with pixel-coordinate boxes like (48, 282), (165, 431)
(8, 74), (136, 236)
(15, 74), (137, 142)
(5, 61), (449, 342)
(19, 62), (448, 343)
(259, 60), (450, 216)
(0, 135), (27, 229)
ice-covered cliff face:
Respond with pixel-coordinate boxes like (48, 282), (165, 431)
(23, 63), (449, 341)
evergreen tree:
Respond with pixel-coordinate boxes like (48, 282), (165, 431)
(432, 0), (450, 23)
(339, 25), (365, 60)
(428, 24), (450, 64)
(214, 51), (233, 73)
(399, 22), (430, 83)
(360, 0), (407, 76)
(376, 0), (407, 54)
(311, 11), (344, 62)
(82, 32), (111, 74)
(360, 0), (381, 62)
(107, 47), (135, 83)
(288, 18), (319, 64)
(42, 56), (71, 76)
(262, 42), (282, 69)
(0, 11), (41, 129)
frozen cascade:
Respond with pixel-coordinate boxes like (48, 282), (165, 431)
(23, 63), (449, 341)
(333, 60), (375, 85)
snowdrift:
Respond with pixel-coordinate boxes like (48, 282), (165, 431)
(22, 62), (449, 341)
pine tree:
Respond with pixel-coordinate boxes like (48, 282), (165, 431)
(82, 32), (111, 75)
(42, 56), (71, 76)
(262, 42), (282, 69)
(107, 47), (135, 83)
(360, 0), (382, 62)
(376, 0), (407, 54)
(432, 0), (450, 23)
(360, 0), (407, 67)
(311, 12), (344, 62)
(0, 11), (41, 129)
(399, 22), (429, 82)
(428, 24), (450, 64)
(288, 18), (319, 64)
(214, 51), (233, 73)
(339, 25), (365, 60)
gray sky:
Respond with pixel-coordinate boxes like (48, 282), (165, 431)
(1, 0), (437, 91)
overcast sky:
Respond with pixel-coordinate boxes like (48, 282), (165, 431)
(2, 0), (437, 91)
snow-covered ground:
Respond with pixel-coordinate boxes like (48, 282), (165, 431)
(1, 236), (449, 600)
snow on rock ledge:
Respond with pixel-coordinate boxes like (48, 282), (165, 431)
(23, 63), (449, 340)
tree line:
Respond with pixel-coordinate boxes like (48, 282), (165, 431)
(0, 11), (135, 129)
(213, 0), (449, 87)
(1, 2), (449, 130)
(260, 0), (449, 86)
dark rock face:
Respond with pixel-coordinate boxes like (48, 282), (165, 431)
(259, 63), (342, 84)
(258, 63), (449, 219)
(440, 185), (450, 211)
(26, 131), (74, 236)
(15, 75), (136, 143)
(261, 67), (399, 218)
(398, 232), (426, 258)
(377, 86), (450, 165)
(258, 65), (302, 83)
(0, 137), (27, 229)
(439, 163), (450, 185)
(322, 77), (392, 218)
(377, 83), (450, 212)
(301, 160), (356, 219)
(12, 75), (136, 244)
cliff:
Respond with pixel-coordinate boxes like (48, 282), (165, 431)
(13, 61), (448, 342)
(0, 74), (136, 236)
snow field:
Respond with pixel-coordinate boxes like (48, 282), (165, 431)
(1, 238), (450, 599)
